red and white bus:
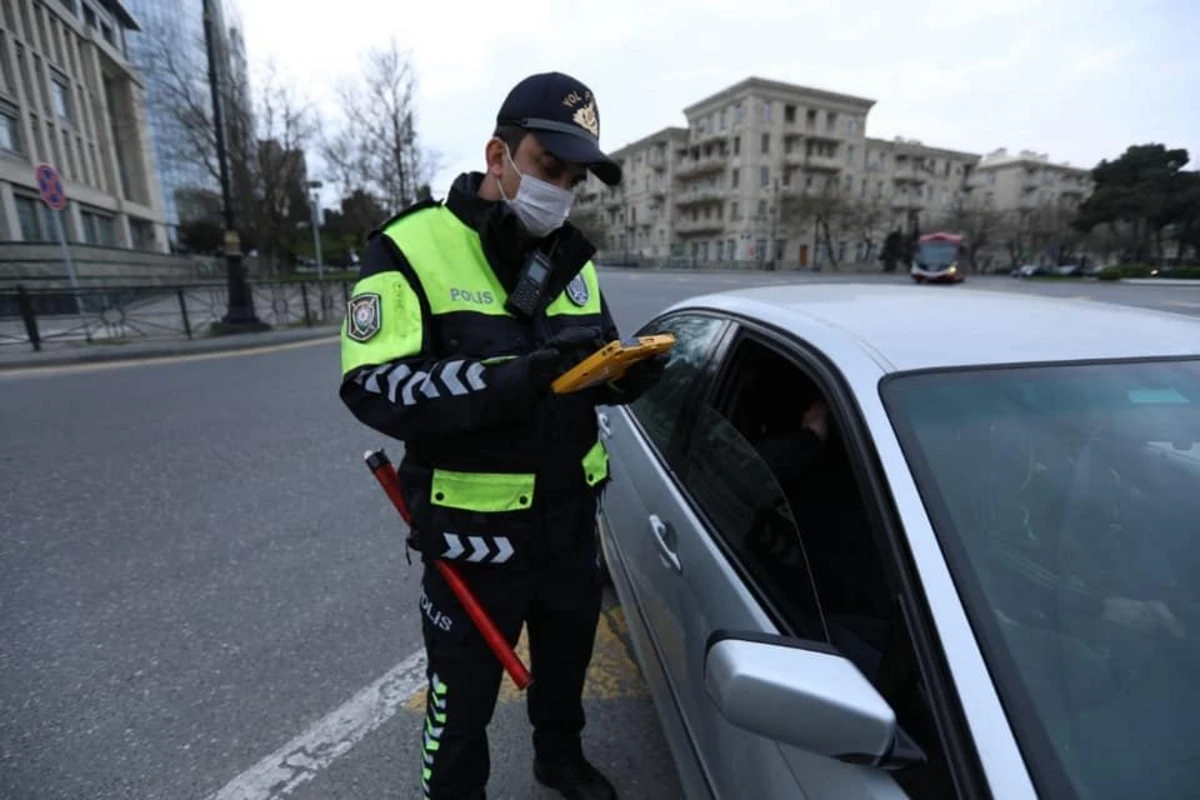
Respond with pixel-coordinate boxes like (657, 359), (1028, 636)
(911, 232), (967, 284)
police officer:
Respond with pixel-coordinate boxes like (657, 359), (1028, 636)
(339, 72), (663, 800)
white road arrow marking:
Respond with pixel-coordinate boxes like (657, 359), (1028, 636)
(442, 534), (465, 559)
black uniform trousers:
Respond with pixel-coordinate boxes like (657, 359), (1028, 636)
(417, 492), (604, 799)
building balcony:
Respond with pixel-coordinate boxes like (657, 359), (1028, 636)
(675, 187), (727, 207)
(676, 217), (726, 235)
(785, 152), (843, 172)
(675, 152), (729, 178)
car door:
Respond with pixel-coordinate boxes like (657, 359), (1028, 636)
(635, 325), (840, 799)
(600, 311), (730, 794)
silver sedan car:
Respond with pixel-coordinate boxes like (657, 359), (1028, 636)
(597, 284), (1200, 800)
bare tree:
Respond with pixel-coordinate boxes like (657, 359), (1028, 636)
(934, 199), (1008, 272)
(780, 174), (851, 269)
(248, 67), (320, 274)
(322, 38), (440, 212)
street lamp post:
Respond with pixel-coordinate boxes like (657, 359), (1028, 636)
(308, 180), (324, 283)
(202, 0), (265, 332)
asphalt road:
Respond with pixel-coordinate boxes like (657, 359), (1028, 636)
(2, 270), (1198, 800)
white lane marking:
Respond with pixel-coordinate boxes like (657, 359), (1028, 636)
(205, 648), (428, 800)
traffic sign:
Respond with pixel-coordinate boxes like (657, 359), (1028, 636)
(35, 162), (67, 211)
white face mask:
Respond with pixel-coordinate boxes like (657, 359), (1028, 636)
(497, 147), (575, 238)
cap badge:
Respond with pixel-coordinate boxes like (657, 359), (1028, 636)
(572, 100), (599, 138)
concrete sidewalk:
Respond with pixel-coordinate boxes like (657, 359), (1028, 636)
(0, 324), (340, 371)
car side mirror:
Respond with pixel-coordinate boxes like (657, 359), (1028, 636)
(704, 631), (898, 764)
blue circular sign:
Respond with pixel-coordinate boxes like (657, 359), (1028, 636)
(34, 163), (67, 211)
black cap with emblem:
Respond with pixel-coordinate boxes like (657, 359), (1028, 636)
(497, 72), (622, 187)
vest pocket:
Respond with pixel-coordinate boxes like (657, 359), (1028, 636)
(581, 440), (609, 488)
(430, 469), (535, 513)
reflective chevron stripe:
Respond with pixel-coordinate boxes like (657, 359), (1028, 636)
(423, 673), (449, 798)
(440, 533), (516, 564)
(358, 359), (491, 408)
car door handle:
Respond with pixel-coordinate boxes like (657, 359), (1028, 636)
(597, 412), (613, 439)
(649, 514), (682, 574)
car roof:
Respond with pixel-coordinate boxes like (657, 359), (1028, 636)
(674, 283), (1200, 372)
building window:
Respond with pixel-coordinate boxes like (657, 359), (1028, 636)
(733, 136), (740, 156)
(52, 76), (70, 121)
(14, 194), (56, 241)
(0, 108), (20, 153)
(759, 166), (769, 187)
(716, 240), (724, 261)
(731, 201), (740, 220)
(731, 168), (739, 188)
(762, 100), (772, 123)
(757, 199), (767, 218)
(847, 116), (860, 135)
(784, 104), (796, 123)
(81, 208), (117, 246)
(734, 102), (744, 124)
(844, 175), (853, 192)
(806, 109), (817, 129)
(720, 108), (727, 130)
(761, 133), (770, 154)
(847, 145), (856, 165)
(827, 112), (837, 133)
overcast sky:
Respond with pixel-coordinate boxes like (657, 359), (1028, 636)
(239, 0), (1199, 202)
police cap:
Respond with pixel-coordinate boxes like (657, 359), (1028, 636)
(497, 72), (622, 187)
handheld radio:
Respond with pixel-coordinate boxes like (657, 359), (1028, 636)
(505, 250), (554, 317)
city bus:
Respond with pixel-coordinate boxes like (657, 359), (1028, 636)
(911, 232), (967, 284)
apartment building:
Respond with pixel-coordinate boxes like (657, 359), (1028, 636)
(0, 0), (168, 251)
(577, 125), (686, 258)
(671, 77), (874, 266)
(862, 137), (980, 230)
(966, 147), (1091, 214)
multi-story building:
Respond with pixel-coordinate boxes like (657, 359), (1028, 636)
(862, 137), (980, 231)
(123, 0), (249, 247)
(577, 76), (1091, 269)
(672, 77), (874, 266)
(0, 0), (168, 251)
(577, 126), (685, 259)
(966, 147), (1091, 214)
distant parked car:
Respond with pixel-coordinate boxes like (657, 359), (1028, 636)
(599, 283), (1200, 800)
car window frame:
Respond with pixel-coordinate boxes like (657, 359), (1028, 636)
(661, 311), (991, 800)
(624, 310), (736, 473)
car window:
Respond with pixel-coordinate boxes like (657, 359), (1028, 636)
(883, 357), (1200, 800)
(691, 334), (957, 796)
(682, 402), (827, 641)
(627, 313), (726, 461)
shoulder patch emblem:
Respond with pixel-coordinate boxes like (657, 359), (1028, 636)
(347, 293), (382, 342)
(566, 275), (590, 307)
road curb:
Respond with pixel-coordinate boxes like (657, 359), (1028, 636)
(1119, 278), (1200, 287)
(0, 326), (340, 372)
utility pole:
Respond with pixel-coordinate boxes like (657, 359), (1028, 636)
(768, 177), (780, 271)
(308, 180), (324, 282)
(203, 0), (265, 332)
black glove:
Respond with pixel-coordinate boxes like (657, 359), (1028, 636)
(606, 353), (668, 404)
(526, 326), (605, 393)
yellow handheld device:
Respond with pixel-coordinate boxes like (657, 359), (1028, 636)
(552, 334), (676, 395)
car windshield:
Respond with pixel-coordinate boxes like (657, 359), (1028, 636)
(916, 241), (958, 266)
(881, 358), (1200, 800)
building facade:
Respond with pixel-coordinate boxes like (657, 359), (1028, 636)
(123, 0), (249, 248)
(577, 76), (1092, 269)
(0, 0), (168, 251)
(966, 147), (1090, 214)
